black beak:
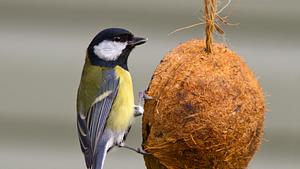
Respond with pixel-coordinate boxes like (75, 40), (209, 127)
(128, 37), (147, 46)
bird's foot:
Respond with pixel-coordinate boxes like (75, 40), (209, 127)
(118, 144), (150, 155)
(139, 91), (153, 101)
(136, 147), (150, 155)
(134, 91), (153, 117)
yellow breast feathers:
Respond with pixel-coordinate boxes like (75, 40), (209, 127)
(106, 66), (135, 131)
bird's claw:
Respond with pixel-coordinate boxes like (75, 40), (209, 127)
(139, 91), (153, 101)
(118, 144), (150, 155)
(137, 147), (151, 155)
(135, 91), (153, 117)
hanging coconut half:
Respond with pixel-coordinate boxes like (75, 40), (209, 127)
(142, 40), (265, 169)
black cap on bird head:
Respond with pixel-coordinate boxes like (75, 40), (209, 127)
(87, 28), (147, 70)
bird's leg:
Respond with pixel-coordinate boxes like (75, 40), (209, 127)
(134, 91), (144, 117)
(118, 143), (150, 155)
(129, 91), (153, 155)
(134, 91), (153, 117)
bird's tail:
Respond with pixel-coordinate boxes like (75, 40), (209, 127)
(92, 133), (112, 169)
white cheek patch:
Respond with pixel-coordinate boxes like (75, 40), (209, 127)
(93, 40), (127, 61)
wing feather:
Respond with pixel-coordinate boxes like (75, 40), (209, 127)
(77, 69), (119, 168)
(77, 112), (93, 168)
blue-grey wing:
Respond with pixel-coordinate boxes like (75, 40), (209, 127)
(77, 112), (93, 168)
(77, 69), (119, 168)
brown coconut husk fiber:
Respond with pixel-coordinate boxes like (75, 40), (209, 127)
(142, 40), (265, 169)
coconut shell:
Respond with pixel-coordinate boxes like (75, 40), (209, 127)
(142, 40), (265, 169)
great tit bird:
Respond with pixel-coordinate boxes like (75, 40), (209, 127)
(77, 28), (147, 169)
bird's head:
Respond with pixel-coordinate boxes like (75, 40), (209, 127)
(87, 28), (147, 69)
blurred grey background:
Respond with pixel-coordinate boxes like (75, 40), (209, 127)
(0, 0), (299, 168)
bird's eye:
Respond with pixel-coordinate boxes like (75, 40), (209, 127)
(114, 37), (121, 42)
